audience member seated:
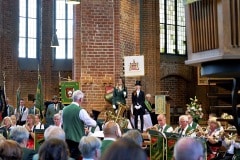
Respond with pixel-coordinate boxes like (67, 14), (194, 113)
(23, 114), (35, 149)
(38, 138), (69, 160)
(44, 125), (65, 140)
(173, 137), (205, 160)
(1, 116), (12, 138)
(0, 139), (23, 160)
(101, 137), (148, 160)
(122, 129), (150, 157)
(122, 129), (143, 147)
(34, 114), (45, 130)
(100, 121), (121, 155)
(32, 125), (67, 160)
(10, 115), (17, 128)
(78, 136), (102, 160)
(53, 113), (62, 128)
(9, 126), (36, 160)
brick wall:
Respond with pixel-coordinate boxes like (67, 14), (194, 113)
(0, 1), (71, 108)
(0, 0), (210, 122)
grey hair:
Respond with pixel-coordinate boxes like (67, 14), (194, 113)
(122, 129), (143, 147)
(179, 115), (188, 122)
(145, 94), (151, 98)
(44, 125), (65, 141)
(9, 126), (29, 144)
(53, 113), (61, 119)
(72, 90), (84, 102)
(173, 137), (204, 160)
(79, 136), (101, 158)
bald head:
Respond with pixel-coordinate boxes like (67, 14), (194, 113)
(157, 114), (166, 126)
(103, 121), (121, 138)
(173, 137), (204, 160)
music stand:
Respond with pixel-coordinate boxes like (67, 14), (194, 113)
(148, 129), (166, 160)
(34, 129), (45, 150)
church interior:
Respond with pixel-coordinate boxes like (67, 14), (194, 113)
(0, 0), (239, 128)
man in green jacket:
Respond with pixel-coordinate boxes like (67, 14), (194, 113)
(101, 121), (121, 155)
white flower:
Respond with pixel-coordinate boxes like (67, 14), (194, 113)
(185, 96), (204, 121)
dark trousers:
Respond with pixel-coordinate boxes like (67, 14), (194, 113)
(134, 114), (144, 132)
(66, 139), (81, 160)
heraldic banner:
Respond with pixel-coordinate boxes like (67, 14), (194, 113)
(60, 81), (79, 104)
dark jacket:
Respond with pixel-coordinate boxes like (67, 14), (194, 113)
(132, 90), (145, 115)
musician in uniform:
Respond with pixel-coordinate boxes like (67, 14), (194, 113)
(215, 134), (240, 160)
(173, 115), (195, 137)
(150, 114), (173, 133)
(205, 117), (223, 159)
(112, 77), (127, 111)
(132, 80), (145, 132)
(187, 114), (203, 137)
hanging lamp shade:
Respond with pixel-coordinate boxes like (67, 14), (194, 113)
(66, 0), (80, 4)
(51, 32), (59, 47)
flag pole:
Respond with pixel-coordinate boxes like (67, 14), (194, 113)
(36, 64), (44, 119)
(3, 71), (6, 98)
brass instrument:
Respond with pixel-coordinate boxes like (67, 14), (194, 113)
(186, 129), (195, 136)
(104, 102), (129, 130)
(104, 92), (113, 103)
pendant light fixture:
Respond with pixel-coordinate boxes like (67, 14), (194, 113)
(66, 0), (80, 4)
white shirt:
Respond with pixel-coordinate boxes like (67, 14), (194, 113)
(161, 124), (173, 133)
(34, 122), (45, 130)
(63, 102), (96, 127)
(20, 107), (28, 121)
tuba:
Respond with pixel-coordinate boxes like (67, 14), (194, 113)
(104, 102), (129, 130)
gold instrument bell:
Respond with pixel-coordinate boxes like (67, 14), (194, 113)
(104, 92), (113, 103)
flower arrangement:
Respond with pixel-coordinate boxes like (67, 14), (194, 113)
(185, 96), (204, 122)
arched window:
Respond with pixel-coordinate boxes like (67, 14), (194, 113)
(159, 0), (186, 55)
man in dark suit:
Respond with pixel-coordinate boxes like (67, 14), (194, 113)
(46, 95), (64, 126)
(15, 98), (28, 125)
(3, 97), (15, 118)
(132, 80), (145, 132)
(28, 99), (40, 115)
